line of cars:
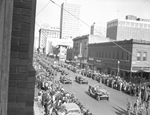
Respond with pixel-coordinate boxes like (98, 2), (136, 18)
(59, 69), (110, 101)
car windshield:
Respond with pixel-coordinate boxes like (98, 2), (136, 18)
(67, 109), (81, 114)
(95, 85), (103, 89)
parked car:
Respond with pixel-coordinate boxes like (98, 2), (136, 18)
(57, 103), (83, 115)
(75, 76), (88, 84)
(88, 84), (109, 101)
(60, 76), (72, 84)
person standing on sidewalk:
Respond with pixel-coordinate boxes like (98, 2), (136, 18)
(127, 101), (132, 115)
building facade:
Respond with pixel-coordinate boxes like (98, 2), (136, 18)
(73, 35), (89, 68)
(73, 34), (109, 68)
(38, 27), (60, 53)
(106, 16), (150, 41)
(60, 3), (80, 39)
(88, 39), (150, 79)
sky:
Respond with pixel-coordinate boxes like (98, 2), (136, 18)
(35, 0), (150, 37)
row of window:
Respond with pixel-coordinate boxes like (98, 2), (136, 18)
(89, 48), (148, 61)
(107, 21), (150, 29)
(137, 51), (147, 61)
(89, 48), (130, 61)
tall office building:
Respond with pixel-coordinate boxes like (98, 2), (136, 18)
(106, 15), (150, 41)
(60, 3), (81, 39)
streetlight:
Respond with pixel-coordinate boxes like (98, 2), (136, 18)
(117, 60), (120, 76)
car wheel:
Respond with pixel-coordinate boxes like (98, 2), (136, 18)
(96, 96), (100, 101)
(107, 97), (109, 101)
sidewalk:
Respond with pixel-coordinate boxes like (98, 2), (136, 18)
(34, 101), (44, 115)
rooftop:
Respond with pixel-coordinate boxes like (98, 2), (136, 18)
(89, 39), (150, 46)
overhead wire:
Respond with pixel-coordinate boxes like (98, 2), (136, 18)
(49, 0), (150, 67)
(36, 0), (51, 17)
(36, 0), (150, 67)
(35, 0), (51, 39)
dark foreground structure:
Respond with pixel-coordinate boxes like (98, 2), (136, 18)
(0, 0), (36, 115)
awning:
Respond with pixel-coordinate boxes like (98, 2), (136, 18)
(136, 69), (148, 73)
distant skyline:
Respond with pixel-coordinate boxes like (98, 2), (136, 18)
(35, 0), (150, 37)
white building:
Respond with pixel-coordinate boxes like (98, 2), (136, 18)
(38, 27), (60, 53)
(90, 23), (106, 37)
(106, 16), (150, 41)
(60, 3), (81, 40)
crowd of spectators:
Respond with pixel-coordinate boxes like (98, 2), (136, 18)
(34, 54), (94, 115)
(66, 66), (150, 115)
(34, 53), (150, 115)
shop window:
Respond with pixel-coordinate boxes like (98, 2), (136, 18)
(143, 52), (147, 61)
(137, 51), (141, 61)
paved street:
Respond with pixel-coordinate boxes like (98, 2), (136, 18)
(35, 57), (149, 115)
(54, 68), (137, 115)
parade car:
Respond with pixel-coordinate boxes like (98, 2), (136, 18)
(57, 103), (82, 115)
(60, 76), (72, 84)
(75, 76), (88, 84)
(61, 70), (69, 75)
(88, 84), (109, 101)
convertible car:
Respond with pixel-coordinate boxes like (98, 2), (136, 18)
(75, 76), (88, 84)
(57, 103), (82, 115)
(60, 76), (72, 84)
(88, 84), (109, 101)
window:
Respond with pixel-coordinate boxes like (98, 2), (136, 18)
(113, 50), (115, 59)
(121, 51), (124, 60)
(109, 50), (111, 58)
(143, 52), (147, 61)
(137, 51), (141, 61)
(117, 50), (119, 59)
(131, 22), (134, 27)
(102, 50), (104, 58)
(100, 51), (102, 57)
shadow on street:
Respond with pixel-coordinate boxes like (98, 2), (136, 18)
(112, 106), (135, 115)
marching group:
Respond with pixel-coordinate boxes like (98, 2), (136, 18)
(34, 55), (94, 115)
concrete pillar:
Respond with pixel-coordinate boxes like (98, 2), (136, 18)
(0, 0), (14, 115)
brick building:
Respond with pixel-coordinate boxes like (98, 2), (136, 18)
(106, 16), (150, 41)
(88, 39), (150, 79)
(0, 0), (36, 115)
(73, 35), (89, 68)
(73, 34), (109, 68)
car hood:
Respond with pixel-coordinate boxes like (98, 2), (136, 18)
(96, 88), (108, 94)
(67, 113), (81, 115)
